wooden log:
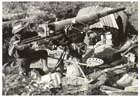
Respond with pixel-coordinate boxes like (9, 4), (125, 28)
(2, 18), (37, 29)
(2, 11), (50, 30)
(3, 11), (49, 21)
(102, 90), (138, 95)
(100, 85), (122, 91)
(3, 12), (26, 21)
(100, 85), (137, 95)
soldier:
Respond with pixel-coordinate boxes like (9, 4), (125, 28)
(8, 21), (49, 76)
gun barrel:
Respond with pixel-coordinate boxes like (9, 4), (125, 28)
(75, 7), (125, 25)
(98, 7), (125, 18)
(19, 33), (64, 45)
(49, 7), (125, 32)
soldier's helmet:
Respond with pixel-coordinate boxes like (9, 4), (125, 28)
(12, 21), (29, 34)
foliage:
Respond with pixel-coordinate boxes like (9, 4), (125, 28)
(2, 2), (138, 95)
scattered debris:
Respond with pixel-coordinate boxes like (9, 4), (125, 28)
(2, 3), (138, 95)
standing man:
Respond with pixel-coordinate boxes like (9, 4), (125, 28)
(8, 21), (49, 76)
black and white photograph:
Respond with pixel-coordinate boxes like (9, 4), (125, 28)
(2, 1), (138, 95)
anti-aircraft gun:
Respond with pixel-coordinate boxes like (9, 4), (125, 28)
(5, 6), (125, 61)
(5, 6), (126, 58)
(3, 6), (126, 45)
(27, 7), (126, 57)
(3, 6), (128, 82)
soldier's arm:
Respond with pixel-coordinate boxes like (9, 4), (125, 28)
(9, 35), (31, 50)
(8, 35), (17, 56)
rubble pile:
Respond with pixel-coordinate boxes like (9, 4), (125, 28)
(3, 36), (138, 95)
(2, 5), (138, 95)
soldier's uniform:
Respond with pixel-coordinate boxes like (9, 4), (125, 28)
(8, 21), (49, 76)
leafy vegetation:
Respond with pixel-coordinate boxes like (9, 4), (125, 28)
(2, 2), (138, 95)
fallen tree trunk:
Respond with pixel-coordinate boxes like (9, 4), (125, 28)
(3, 11), (49, 21)
(100, 85), (138, 95)
(3, 12), (27, 21)
(2, 11), (50, 29)
(2, 18), (37, 29)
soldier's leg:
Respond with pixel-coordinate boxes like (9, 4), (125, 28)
(16, 58), (30, 76)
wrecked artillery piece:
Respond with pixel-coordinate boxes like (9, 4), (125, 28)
(35, 6), (137, 95)
(15, 6), (128, 71)
(3, 6), (138, 95)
